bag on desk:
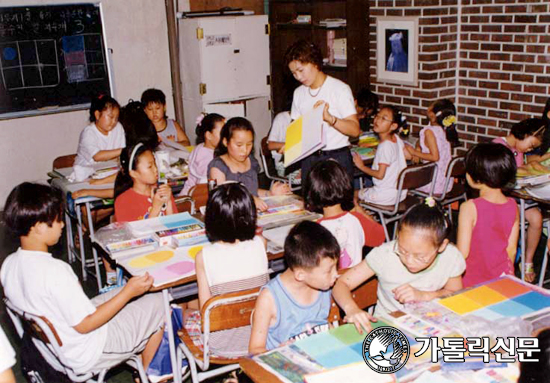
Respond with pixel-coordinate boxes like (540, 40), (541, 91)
(147, 305), (188, 382)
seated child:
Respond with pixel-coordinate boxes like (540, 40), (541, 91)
(249, 221), (340, 354)
(208, 117), (290, 211)
(120, 100), (160, 150)
(493, 118), (546, 282)
(353, 105), (410, 205)
(0, 183), (164, 374)
(141, 88), (190, 146)
(457, 143), (519, 287)
(304, 159), (385, 268)
(192, 182), (269, 357)
(114, 143), (177, 222)
(405, 99), (459, 195)
(73, 95), (125, 183)
(180, 113), (225, 196)
(333, 200), (465, 332)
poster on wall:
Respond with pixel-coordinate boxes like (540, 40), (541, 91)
(376, 17), (419, 86)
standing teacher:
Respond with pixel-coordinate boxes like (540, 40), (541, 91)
(284, 40), (360, 186)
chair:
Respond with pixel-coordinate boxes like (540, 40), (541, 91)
(4, 299), (149, 383)
(360, 162), (437, 240)
(176, 288), (260, 383)
(53, 154), (77, 169)
(175, 184), (209, 214)
(260, 137), (301, 192)
(413, 156), (467, 217)
(351, 277), (378, 313)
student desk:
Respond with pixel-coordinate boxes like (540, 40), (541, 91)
(509, 189), (550, 282)
(99, 235), (285, 383)
(51, 175), (114, 290)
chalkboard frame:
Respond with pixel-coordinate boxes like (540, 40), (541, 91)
(0, 3), (114, 120)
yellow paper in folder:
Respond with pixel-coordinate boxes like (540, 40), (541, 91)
(284, 106), (325, 167)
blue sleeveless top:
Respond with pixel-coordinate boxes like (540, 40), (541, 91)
(263, 275), (332, 350)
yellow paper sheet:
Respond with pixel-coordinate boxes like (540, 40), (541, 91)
(438, 294), (483, 315)
(462, 285), (508, 306)
(145, 250), (174, 263)
(284, 117), (303, 167)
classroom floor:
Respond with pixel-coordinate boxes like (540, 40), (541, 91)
(0, 211), (549, 382)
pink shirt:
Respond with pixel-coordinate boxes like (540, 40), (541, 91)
(180, 143), (214, 195)
(462, 197), (517, 287)
(492, 137), (524, 167)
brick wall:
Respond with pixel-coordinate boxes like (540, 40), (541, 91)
(369, 0), (550, 152)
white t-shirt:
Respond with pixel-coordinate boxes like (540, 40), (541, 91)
(290, 76), (356, 151)
(361, 136), (407, 205)
(0, 248), (108, 374)
(318, 212), (367, 269)
(267, 111), (292, 166)
(202, 236), (268, 289)
(366, 241), (466, 318)
(75, 122), (126, 168)
(0, 326), (15, 374)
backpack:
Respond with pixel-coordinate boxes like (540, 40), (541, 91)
(20, 331), (71, 383)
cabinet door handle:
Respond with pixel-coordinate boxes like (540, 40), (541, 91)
(233, 49), (240, 53)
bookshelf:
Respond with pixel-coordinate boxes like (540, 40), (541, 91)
(269, 0), (370, 113)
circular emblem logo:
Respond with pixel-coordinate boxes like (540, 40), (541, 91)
(362, 326), (410, 373)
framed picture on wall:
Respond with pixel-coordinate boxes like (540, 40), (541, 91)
(376, 17), (419, 86)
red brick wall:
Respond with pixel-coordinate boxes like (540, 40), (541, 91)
(369, 0), (550, 152)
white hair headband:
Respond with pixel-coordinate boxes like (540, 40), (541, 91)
(129, 142), (144, 171)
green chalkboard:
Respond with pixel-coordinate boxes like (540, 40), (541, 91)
(0, 3), (111, 118)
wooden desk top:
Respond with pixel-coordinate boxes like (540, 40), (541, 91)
(240, 358), (282, 383)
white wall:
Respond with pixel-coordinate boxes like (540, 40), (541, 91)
(0, 0), (175, 206)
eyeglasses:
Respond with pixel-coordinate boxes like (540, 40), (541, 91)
(393, 240), (439, 265)
(374, 114), (393, 123)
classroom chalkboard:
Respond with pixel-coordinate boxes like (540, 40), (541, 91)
(0, 3), (111, 119)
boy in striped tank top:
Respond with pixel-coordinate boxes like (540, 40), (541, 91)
(249, 221), (340, 354)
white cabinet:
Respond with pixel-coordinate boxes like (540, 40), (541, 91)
(179, 15), (271, 168)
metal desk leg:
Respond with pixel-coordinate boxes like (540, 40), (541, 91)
(85, 202), (103, 291)
(163, 289), (181, 383)
(65, 211), (74, 263)
(75, 205), (87, 281)
(520, 198), (526, 281)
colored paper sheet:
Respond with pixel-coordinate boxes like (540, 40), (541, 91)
(330, 324), (366, 345)
(438, 294), (484, 315)
(312, 347), (363, 368)
(187, 245), (204, 259)
(294, 331), (346, 358)
(462, 285), (508, 306)
(166, 261), (194, 275)
(467, 307), (504, 322)
(284, 106), (324, 167)
(145, 250), (174, 263)
(485, 278), (532, 298)
(489, 300), (533, 317)
(511, 291), (550, 312)
(128, 256), (156, 268)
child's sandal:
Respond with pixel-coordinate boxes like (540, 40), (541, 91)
(525, 263), (536, 283)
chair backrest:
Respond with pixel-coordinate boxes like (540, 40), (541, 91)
(400, 162), (437, 192)
(439, 156), (466, 200)
(328, 299), (342, 324)
(52, 154), (76, 170)
(351, 277), (378, 311)
(189, 183), (209, 212)
(260, 136), (279, 181)
(175, 196), (195, 214)
(4, 299), (92, 381)
(201, 287), (260, 334)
